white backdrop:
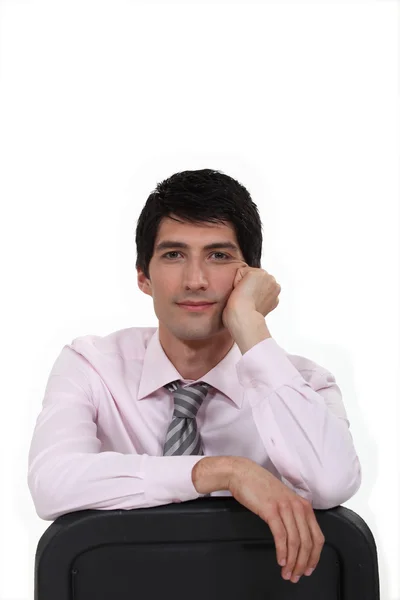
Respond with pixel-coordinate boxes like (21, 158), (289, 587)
(0, 1), (398, 599)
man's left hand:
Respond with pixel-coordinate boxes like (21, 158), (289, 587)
(222, 264), (281, 329)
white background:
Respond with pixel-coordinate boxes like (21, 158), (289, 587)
(0, 1), (399, 599)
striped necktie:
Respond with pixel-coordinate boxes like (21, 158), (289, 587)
(163, 380), (211, 456)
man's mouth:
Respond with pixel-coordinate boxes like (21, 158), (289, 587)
(177, 302), (216, 312)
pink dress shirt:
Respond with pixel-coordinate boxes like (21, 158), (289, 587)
(27, 326), (362, 521)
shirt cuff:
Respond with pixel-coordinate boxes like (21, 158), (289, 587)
(236, 337), (301, 396)
(142, 454), (206, 505)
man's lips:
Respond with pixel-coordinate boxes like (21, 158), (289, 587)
(178, 302), (215, 306)
(177, 302), (216, 312)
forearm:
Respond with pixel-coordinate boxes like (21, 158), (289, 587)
(226, 311), (272, 355)
(191, 455), (248, 494)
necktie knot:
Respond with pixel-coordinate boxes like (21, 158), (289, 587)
(165, 381), (211, 419)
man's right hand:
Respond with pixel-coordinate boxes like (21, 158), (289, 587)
(228, 457), (325, 584)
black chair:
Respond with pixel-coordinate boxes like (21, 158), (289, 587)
(34, 496), (380, 599)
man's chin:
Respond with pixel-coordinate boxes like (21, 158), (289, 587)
(173, 321), (228, 340)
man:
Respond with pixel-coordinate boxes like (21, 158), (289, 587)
(28, 168), (362, 585)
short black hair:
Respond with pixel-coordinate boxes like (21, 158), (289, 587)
(135, 168), (263, 279)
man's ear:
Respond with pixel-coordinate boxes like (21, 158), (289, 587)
(137, 267), (153, 297)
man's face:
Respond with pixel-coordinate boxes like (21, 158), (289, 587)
(137, 215), (247, 341)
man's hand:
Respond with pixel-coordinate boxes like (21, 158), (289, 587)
(228, 458), (325, 584)
(222, 263), (281, 330)
(221, 263), (280, 353)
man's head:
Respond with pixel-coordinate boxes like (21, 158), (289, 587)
(136, 168), (263, 343)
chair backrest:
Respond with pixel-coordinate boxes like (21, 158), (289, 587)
(34, 496), (380, 599)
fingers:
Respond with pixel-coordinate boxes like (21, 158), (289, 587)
(304, 505), (325, 574)
(290, 501), (314, 582)
(267, 512), (288, 569)
(279, 499), (324, 584)
(277, 502), (302, 581)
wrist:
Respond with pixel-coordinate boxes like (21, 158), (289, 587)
(228, 312), (271, 355)
(191, 455), (241, 494)
(225, 308), (263, 330)
(228, 456), (254, 490)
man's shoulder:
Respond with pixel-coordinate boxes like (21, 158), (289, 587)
(69, 326), (158, 360)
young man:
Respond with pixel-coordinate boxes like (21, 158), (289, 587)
(28, 168), (362, 584)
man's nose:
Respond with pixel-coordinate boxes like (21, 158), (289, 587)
(182, 263), (209, 288)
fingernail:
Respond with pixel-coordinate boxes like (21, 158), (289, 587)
(292, 575), (300, 583)
(279, 559), (286, 566)
(305, 568), (314, 576)
(283, 571), (292, 580)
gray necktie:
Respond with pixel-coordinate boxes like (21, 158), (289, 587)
(163, 380), (211, 456)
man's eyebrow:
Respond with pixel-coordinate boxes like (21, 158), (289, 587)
(155, 240), (240, 253)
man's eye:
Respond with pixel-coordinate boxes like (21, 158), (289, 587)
(162, 252), (230, 260)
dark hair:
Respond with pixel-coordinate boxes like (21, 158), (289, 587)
(135, 168), (263, 279)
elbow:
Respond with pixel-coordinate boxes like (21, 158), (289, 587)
(30, 491), (67, 522)
(28, 469), (66, 521)
(312, 462), (362, 509)
(28, 473), (49, 520)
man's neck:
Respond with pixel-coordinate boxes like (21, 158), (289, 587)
(159, 324), (235, 380)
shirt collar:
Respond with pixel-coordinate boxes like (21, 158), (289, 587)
(137, 328), (244, 408)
